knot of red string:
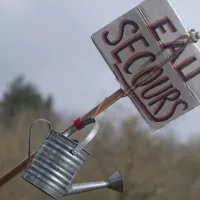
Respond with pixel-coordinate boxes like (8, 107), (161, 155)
(73, 117), (85, 130)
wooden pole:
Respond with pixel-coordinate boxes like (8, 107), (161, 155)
(0, 88), (124, 188)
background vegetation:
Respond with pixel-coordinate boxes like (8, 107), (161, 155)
(0, 76), (200, 200)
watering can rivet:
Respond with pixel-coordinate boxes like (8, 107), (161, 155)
(73, 150), (78, 155)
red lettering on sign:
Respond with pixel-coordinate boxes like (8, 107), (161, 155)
(148, 87), (181, 115)
(113, 63), (188, 122)
(101, 16), (197, 122)
(111, 33), (149, 64)
(123, 51), (156, 74)
(141, 76), (173, 99)
(175, 56), (200, 82)
(130, 65), (186, 118)
(160, 41), (185, 64)
(102, 19), (139, 46)
(131, 65), (163, 87)
(149, 16), (177, 41)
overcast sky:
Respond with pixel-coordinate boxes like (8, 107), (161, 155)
(1, 0), (200, 141)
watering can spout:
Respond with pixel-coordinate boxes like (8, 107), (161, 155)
(22, 120), (123, 199)
(107, 171), (123, 193)
(66, 171), (123, 196)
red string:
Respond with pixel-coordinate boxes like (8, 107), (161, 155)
(73, 117), (85, 130)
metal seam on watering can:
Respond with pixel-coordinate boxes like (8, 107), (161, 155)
(43, 140), (84, 166)
(47, 134), (89, 160)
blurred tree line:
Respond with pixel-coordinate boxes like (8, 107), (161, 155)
(0, 75), (58, 126)
(0, 76), (200, 200)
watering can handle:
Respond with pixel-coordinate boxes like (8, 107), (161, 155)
(28, 119), (52, 162)
(71, 119), (100, 155)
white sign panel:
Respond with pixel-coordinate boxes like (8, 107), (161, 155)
(91, 0), (200, 131)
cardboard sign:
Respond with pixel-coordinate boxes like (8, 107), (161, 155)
(91, 0), (200, 131)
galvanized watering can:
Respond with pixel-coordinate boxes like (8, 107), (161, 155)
(22, 118), (123, 200)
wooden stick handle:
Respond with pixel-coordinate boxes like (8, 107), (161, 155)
(0, 88), (124, 188)
(0, 153), (36, 188)
(82, 88), (124, 119)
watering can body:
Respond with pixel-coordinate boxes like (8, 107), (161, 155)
(22, 130), (90, 200)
